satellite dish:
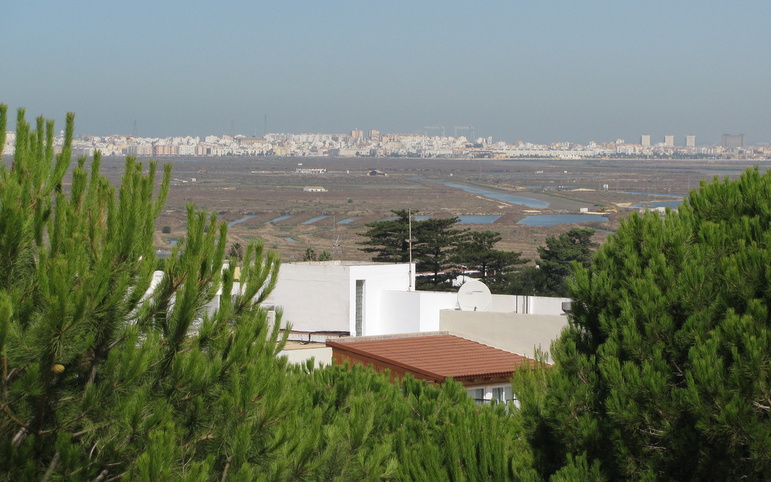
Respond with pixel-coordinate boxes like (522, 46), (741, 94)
(457, 279), (492, 312)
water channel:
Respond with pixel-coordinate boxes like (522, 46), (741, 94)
(433, 180), (550, 209)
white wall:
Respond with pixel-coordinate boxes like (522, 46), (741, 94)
(379, 291), (422, 334)
(527, 296), (571, 316)
(493, 295), (570, 315)
(418, 291), (458, 332)
(349, 264), (413, 335)
(278, 347), (332, 367)
(439, 310), (569, 360)
(267, 262), (352, 332)
(378, 290), (458, 335)
(266, 261), (413, 333)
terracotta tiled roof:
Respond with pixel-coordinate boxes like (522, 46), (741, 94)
(326, 333), (533, 382)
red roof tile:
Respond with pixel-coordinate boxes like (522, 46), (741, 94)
(327, 333), (533, 381)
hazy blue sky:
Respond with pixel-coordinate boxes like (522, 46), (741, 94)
(3, 1), (770, 144)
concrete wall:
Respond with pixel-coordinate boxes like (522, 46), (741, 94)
(278, 347), (332, 367)
(266, 261), (413, 333)
(526, 296), (571, 316)
(379, 291), (422, 334)
(439, 310), (569, 360)
(492, 295), (571, 315)
(379, 290), (458, 334)
(349, 264), (413, 335)
(418, 291), (458, 332)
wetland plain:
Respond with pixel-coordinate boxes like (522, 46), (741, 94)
(95, 155), (766, 263)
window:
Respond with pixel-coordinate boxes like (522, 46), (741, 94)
(466, 385), (516, 405)
(355, 280), (365, 336)
(467, 388), (485, 404)
(491, 386), (513, 403)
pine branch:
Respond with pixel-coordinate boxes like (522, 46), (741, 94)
(41, 451), (60, 482)
(3, 403), (34, 434)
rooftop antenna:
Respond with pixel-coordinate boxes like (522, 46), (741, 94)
(332, 215), (342, 257)
(408, 208), (413, 291)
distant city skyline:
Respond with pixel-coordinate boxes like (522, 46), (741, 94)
(3, 1), (770, 145)
(8, 127), (763, 161)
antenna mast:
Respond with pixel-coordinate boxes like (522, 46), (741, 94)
(408, 209), (413, 291)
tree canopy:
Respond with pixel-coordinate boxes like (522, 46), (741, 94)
(515, 169), (771, 479)
(358, 210), (468, 290)
(509, 227), (596, 297)
(453, 230), (527, 292)
(0, 106), (535, 480)
(359, 211), (527, 292)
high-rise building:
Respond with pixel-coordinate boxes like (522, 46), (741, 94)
(685, 135), (696, 148)
(664, 135), (675, 147)
(368, 129), (380, 142)
(350, 129), (364, 140)
(721, 134), (746, 149)
(641, 134), (651, 147)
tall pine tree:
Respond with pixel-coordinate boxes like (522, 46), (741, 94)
(359, 210), (467, 290)
(452, 230), (527, 293)
(0, 106), (292, 479)
(515, 169), (771, 479)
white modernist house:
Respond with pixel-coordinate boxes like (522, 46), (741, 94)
(264, 261), (571, 365)
(264, 261), (413, 338)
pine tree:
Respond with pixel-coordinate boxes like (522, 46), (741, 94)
(452, 230), (527, 293)
(510, 227), (596, 297)
(358, 210), (468, 290)
(516, 169), (771, 479)
(0, 106), (291, 479)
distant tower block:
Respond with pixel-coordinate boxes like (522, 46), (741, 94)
(664, 135), (675, 147)
(368, 129), (380, 142)
(350, 129), (364, 140)
(641, 134), (651, 147)
(685, 135), (696, 148)
(722, 134), (746, 149)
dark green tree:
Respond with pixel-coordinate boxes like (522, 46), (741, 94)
(303, 246), (318, 261)
(514, 227), (596, 297)
(414, 217), (468, 290)
(359, 210), (467, 290)
(358, 209), (414, 264)
(515, 169), (771, 479)
(318, 250), (331, 261)
(506, 265), (547, 296)
(453, 230), (527, 293)
(228, 241), (243, 259)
